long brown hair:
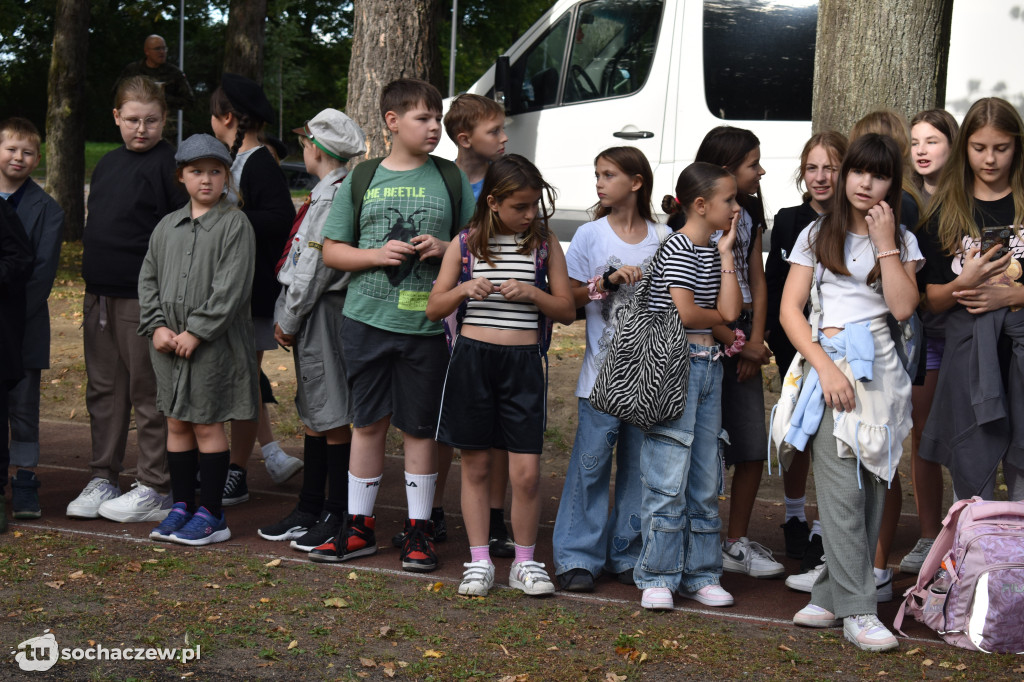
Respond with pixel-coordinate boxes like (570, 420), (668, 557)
(795, 131), (847, 204)
(909, 109), (959, 192)
(661, 162), (733, 222)
(210, 85), (266, 160)
(849, 109), (923, 223)
(925, 97), (1024, 256)
(467, 154), (555, 266)
(694, 126), (766, 233)
(590, 146), (655, 223)
(813, 133), (905, 285)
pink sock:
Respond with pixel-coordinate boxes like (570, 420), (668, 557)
(514, 543), (535, 564)
(470, 545), (491, 564)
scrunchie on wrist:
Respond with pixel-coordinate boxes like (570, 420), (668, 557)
(587, 275), (608, 300)
(724, 327), (747, 357)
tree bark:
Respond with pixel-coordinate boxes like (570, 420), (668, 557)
(45, 0), (90, 242)
(223, 0), (268, 82)
(812, 0), (953, 135)
(346, 0), (442, 162)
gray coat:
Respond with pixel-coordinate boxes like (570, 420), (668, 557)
(14, 181), (64, 369)
(138, 199), (258, 424)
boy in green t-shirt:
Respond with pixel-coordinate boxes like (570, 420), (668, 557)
(317, 78), (474, 573)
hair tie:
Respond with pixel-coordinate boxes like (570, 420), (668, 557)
(673, 196), (682, 206)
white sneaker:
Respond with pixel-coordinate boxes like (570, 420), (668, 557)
(641, 587), (674, 610)
(263, 445), (303, 485)
(509, 560), (555, 596)
(875, 567), (893, 603)
(98, 481), (172, 523)
(793, 603), (840, 628)
(458, 560), (495, 597)
(899, 537), (935, 575)
(843, 614), (898, 652)
(722, 537), (785, 578)
(66, 478), (121, 519)
(785, 561), (826, 593)
(679, 583), (734, 607)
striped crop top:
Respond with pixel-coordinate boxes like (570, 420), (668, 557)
(463, 233), (539, 331)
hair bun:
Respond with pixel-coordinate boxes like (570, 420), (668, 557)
(661, 194), (680, 214)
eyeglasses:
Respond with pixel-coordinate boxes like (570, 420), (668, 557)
(121, 116), (162, 129)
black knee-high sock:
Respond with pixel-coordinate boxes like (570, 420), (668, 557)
(199, 450), (230, 516)
(323, 442), (351, 515)
(167, 449), (199, 512)
(297, 435), (328, 515)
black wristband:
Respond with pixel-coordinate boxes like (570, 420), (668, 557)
(602, 267), (620, 292)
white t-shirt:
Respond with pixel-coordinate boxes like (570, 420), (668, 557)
(711, 208), (754, 303)
(788, 221), (925, 329)
(565, 216), (662, 398)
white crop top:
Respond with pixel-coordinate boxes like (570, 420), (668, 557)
(463, 233), (539, 331)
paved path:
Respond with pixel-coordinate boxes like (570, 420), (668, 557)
(9, 420), (941, 643)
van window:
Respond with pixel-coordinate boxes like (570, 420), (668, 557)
(703, 0), (817, 121)
(509, 0), (664, 114)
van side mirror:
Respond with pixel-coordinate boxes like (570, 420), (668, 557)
(494, 56), (511, 114)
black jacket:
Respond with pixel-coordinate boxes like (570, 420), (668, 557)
(0, 200), (32, 384)
(766, 201), (820, 372)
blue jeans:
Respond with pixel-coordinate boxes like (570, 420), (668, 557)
(635, 344), (726, 593)
(553, 398), (644, 576)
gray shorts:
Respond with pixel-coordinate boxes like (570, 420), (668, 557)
(293, 292), (352, 432)
(340, 317), (448, 438)
(253, 316), (278, 352)
(721, 312), (768, 466)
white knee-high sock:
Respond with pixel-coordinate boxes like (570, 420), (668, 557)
(348, 473), (381, 516)
(404, 472), (437, 520)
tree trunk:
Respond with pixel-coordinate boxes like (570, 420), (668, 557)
(223, 0), (268, 82)
(812, 0), (953, 135)
(346, 0), (442, 162)
(45, 0), (90, 242)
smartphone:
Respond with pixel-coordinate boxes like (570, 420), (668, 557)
(981, 226), (1013, 259)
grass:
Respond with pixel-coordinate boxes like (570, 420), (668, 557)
(35, 141), (126, 184)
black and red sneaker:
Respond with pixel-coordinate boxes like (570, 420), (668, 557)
(400, 518), (437, 573)
(309, 513), (377, 564)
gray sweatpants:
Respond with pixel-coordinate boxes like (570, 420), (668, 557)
(809, 408), (885, 619)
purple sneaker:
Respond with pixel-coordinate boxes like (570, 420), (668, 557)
(169, 506), (231, 546)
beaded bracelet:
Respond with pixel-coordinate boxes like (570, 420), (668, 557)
(877, 249), (900, 258)
(721, 268), (736, 274)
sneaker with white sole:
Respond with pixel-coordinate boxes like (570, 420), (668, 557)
(458, 560), (496, 597)
(66, 478), (121, 519)
(169, 506), (231, 546)
(722, 537), (785, 578)
(793, 603), (840, 628)
(98, 481), (171, 523)
(898, 537), (935, 575)
(264, 448), (303, 485)
(509, 560), (555, 596)
(679, 583), (734, 607)
(875, 567), (893, 603)
(257, 507), (319, 542)
(150, 503), (191, 541)
(641, 587), (674, 610)
(786, 561), (826, 593)
(221, 465), (249, 506)
(843, 614), (898, 652)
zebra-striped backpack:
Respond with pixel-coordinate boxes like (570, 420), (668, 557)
(588, 233), (690, 430)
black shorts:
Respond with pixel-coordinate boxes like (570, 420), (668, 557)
(436, 336), (545, 454)
(340, 318), (448, 438)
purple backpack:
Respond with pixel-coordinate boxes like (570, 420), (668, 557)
(895, 497), (1024, 653)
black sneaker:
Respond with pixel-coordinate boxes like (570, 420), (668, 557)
(801, 534), (825, 573)
(558, 568), (595, 592)
(11, 469), (42, 519)
(613, 569), (636, 586)
(781, 516), (810, 559)
(309, 514), (377, 563)
(489, 520), (515, 558)
(290, 511), (344, 552)
(257, 507), (319, 541)
(221, 465), (249, 506)
(401, 519), (438, 573)
(391, 508), (446, 547)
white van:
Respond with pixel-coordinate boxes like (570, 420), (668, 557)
(437, 0), (818, 241)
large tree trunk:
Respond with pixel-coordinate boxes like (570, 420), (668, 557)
(812, 0), (953, 135)
(45, 0), (90, 242)
(346, 0), (442, 162)
(223, 0), (268, 82)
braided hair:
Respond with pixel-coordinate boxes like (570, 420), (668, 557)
(209, 86), (263, 160)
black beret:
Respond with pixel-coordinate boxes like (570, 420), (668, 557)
(220, 72), (275, 124)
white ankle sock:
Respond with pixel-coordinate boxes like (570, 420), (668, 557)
(874, 566), (889, 580)
(348, 473), (381, 516)
(784, 495), (807, 523)
(404, 472), (437, 521)
(809, 519), (822, 539)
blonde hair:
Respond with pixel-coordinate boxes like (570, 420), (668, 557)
(114, 76), (167, 114)
(0, 117), (41, 151)
(926, 97), (1024, 256)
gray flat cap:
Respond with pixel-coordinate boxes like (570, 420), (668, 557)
(175, 134), (233, 166)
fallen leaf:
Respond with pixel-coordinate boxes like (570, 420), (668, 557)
(359, 657), (376, 667)
(423, 649), (444, 658)
(876, 672), (888, 677)
(260, 598), (270, 604)
(152, 547), (166, 552)
(356, 673), (369, 679)
(500, 644), (511, 656)
(126, 561), (142, 572)
(265, 559), (281, 568)
(288, 640), (298, 650)
(383, 670), (395, 678)
(397, 661), (408, 668)
(426, 582), (443, 592)
(778, 644), (792, 652)
(348, 571), (358, 580)
(69, 408), (76, 419)
(45, 581), (64, 589)
(905, 647), (921, 656)
(206, 615), (220, 622)
(922, 659), (933, 666)
(379, 625), (392, 637)
(277, 365), (288, 371)
(547, 646), (559, 651)
(145, 559), (159, 564)
(605, 674), (627, 682)
(12, 531), (22, 538)
(323, 597), (348, 608)
(205, 584), (221, 589)
(69, 570), (85, 580)
(639, 652), (648, 663)
(181, 673), (194, 678)
(939, 661), (951, 668)
(954, 664), (967, 671)
(630, 610), (640, 618)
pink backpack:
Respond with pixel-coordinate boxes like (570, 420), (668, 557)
(895, 497), (1024, 653)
